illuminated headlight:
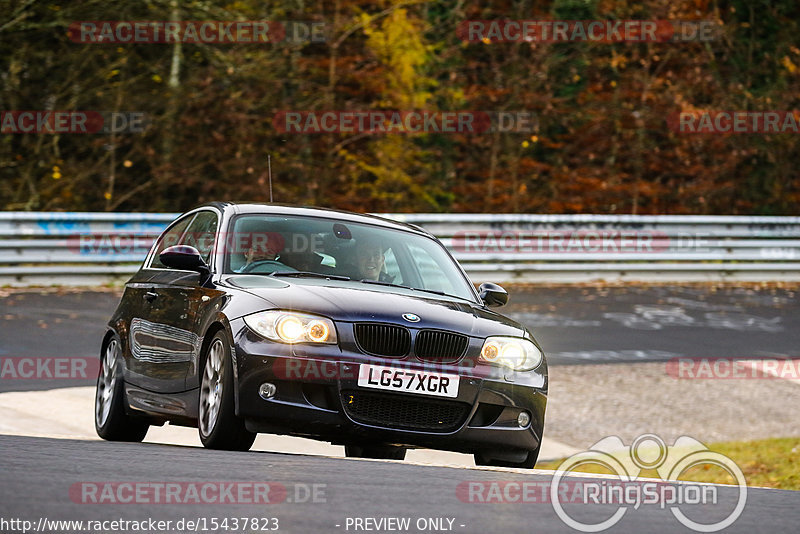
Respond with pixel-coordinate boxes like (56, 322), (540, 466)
(479, 336), (542, 371)
(244, 311), (337, 344)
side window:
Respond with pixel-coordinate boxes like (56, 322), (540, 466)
(407, 243), (456, 294)
(180, 211), (218, 264)
(148, 215), (193, 269)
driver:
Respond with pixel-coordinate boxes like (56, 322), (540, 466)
(354, 239), (388, 281)
(239, 232), (285, 271)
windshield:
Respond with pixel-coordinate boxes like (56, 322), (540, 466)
(224, 214), (477, 302)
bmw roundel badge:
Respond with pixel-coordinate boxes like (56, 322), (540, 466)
(402, 313), (420, 322)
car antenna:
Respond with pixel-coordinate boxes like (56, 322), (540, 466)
(268, 154), (274, 202)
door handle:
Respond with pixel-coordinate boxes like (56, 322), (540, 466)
(143, 291), (159, 303)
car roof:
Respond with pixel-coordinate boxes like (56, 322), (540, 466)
(196, 202), (431, 237)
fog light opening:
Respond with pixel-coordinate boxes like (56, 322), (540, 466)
(259, 382), (277, 400)
(517, 411), (531, 428)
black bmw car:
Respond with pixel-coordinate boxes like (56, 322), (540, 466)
(95, 203), (547, 468)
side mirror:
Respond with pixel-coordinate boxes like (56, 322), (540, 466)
(160, 245), (209, 274)
(479, 282), (508, 307)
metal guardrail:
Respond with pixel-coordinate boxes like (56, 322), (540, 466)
(1, 212), (800, 286)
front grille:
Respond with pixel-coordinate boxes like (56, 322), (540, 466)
(341, 390), (470, 432)
(354, 323), (410, 357)
(415, 330), (469, 362)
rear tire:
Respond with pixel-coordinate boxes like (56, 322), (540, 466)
(198, 331), (256, 451)
(345, 444), (407, 460)
(95, 336), (149, 442)
(474, 445), (540, 469)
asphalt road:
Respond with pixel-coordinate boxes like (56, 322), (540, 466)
(0, 435), (796, 534)
(1, 285), (798, 392)
(0, 290), (119, 393)
(2, 286), (799, 533)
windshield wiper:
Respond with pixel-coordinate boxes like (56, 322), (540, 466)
(270, 271), (351, 281)
(358, 279), (414, 290)
(358, 279), (472, 302)
(412, 287), (473, 302)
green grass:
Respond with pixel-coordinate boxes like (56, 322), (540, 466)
(536, 437), (800, 490)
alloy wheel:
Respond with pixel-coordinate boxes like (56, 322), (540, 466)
(95, 339), (117, 428)
(199, 339), (225, 436)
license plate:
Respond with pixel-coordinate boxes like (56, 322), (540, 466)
(357, 364), (460, 398)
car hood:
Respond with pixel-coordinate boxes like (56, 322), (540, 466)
(222, 275), (525, 338)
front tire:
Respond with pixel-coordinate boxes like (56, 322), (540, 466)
(95, 336), (149, 442)
(198, 331), (256, 451)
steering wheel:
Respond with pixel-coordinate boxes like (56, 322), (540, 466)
(240, 260), (297, 274)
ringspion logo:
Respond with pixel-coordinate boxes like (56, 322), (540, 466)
(551, 435), (747, 532)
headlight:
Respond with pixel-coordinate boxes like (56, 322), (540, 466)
(479, 336), (542, 370)
(244, 311), (338, 344)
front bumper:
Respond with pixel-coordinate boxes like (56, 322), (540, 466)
(230, 320), (547, 455)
